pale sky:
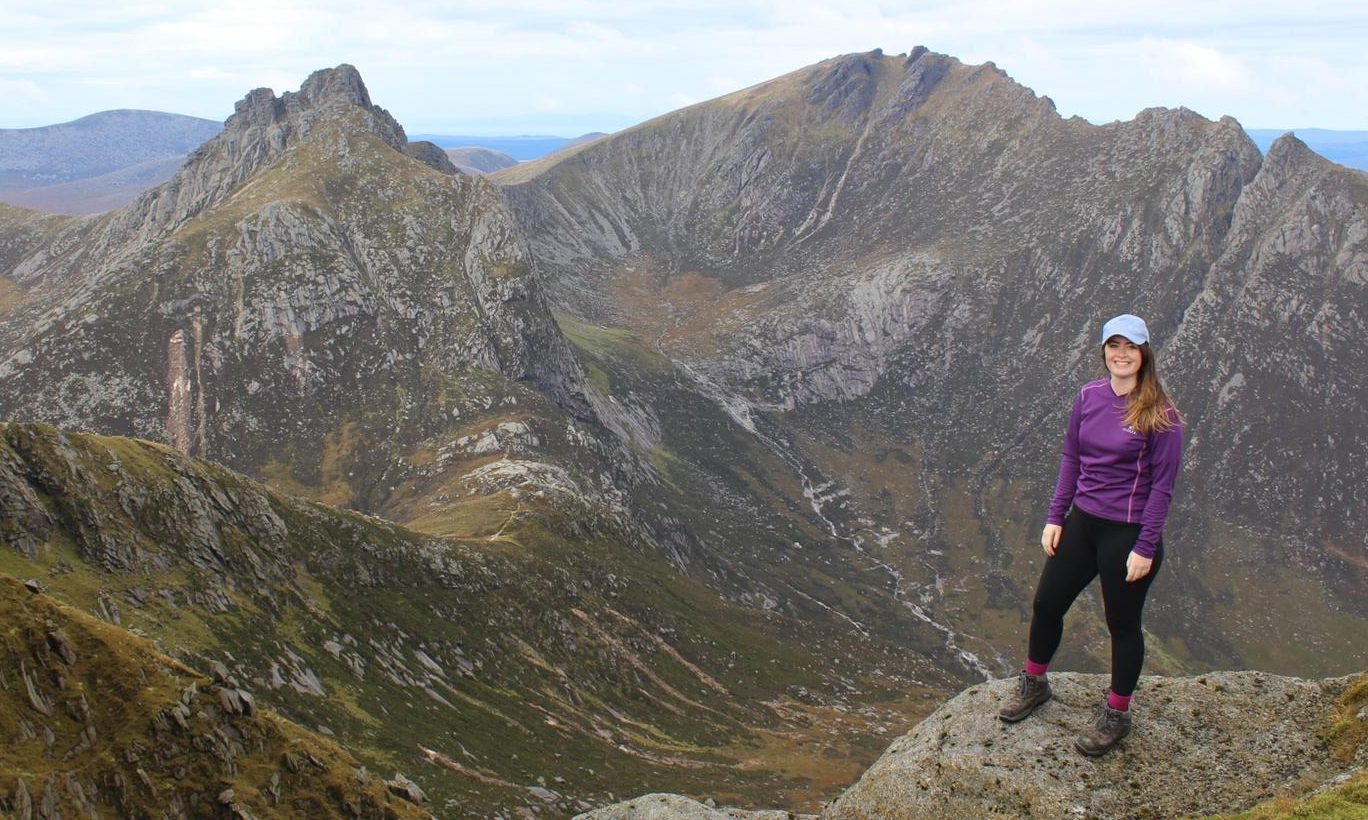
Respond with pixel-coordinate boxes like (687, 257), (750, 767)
(3, 1), (1367, 135)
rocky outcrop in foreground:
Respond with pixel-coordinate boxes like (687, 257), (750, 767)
(828, 671), (1365, 818)
(582, 671), (1368, 819)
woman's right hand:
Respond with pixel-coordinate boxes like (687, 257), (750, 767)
(1041, 524), (1062, 556)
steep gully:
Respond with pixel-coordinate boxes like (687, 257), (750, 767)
(653, 324), (995, 680)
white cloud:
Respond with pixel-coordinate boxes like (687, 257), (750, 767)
(1, 0), (1366, 131)
(707, 76), (741, 93)
(1144, 39), (1251, 94)
(0, 78), (46, 108)
(186, 67), (235, 81)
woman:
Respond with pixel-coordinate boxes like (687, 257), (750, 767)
(997, 314), (1184, 757)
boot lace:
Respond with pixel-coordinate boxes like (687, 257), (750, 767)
(1097, 705), (1124, 730)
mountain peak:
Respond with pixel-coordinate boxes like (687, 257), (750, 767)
(299, 63), (372, 108)
(1266, 130), (1319, 166)
(225, 63), (402, 148)
(109, 64), (412, 239)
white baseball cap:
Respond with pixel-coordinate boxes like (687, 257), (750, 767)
(1101, 314), (1149, 345)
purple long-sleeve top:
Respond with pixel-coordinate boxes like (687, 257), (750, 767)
(1047, 379), (1184, 558)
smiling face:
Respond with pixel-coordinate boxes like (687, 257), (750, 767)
(1104, 336), (1143, 382)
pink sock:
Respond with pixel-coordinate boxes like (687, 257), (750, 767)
(1107, 691), (1132, 711)
(1025, 659), (1049, 677)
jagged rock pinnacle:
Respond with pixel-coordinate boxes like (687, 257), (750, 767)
(223, 62), (404, 150)
(103, 64), (412, 241)
(298, 63), (372, 109)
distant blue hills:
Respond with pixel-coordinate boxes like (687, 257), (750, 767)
(1247, 129), (1368, 172)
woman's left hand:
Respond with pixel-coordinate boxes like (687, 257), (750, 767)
(1125, 551), (1153, 582)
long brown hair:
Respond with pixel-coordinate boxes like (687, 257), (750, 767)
(1103, 341), (1180, 434)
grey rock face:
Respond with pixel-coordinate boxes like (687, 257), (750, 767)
(1164, 133), (1368, 556)
(502, 50), (1262, 417)
(499, 51), (1272, 478)
(825, 671), (1358, 819)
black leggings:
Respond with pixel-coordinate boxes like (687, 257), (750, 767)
(1028, 506), (1163, 697)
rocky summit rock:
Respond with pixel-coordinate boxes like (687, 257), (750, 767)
(576, 793), (814, 819)
(825, 671), (1360, 819)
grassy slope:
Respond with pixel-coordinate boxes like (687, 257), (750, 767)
(0, 573), (427, 819)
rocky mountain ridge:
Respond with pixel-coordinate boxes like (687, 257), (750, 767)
(0, 421), (913, 815)
(0, 421), (942, 816)
(0, 64), (596, 483)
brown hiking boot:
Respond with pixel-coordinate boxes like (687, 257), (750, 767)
(997, 671), (1052, 722)
(1074, 703), (1132, 756)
